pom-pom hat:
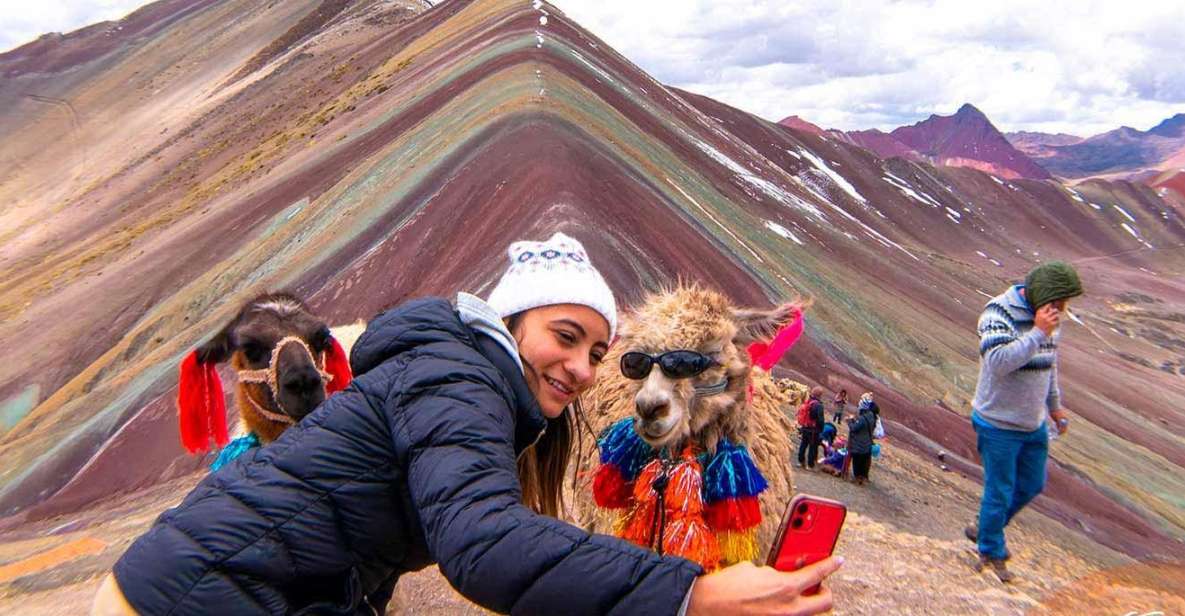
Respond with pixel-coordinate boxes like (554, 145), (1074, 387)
(486, 232), (617, 339)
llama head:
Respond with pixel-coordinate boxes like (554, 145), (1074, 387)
(614, 283), (801, 453)
(183, 292), (349, 447)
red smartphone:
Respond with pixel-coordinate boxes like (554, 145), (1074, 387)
(767, 493), (847, 594)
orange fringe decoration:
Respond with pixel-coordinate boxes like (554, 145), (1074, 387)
(663, 518), (721, 571)
(617, 446), (724, 569)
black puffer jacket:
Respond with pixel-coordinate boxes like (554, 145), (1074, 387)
(847, 407), (877, 455)
(114, 298), (700, 615)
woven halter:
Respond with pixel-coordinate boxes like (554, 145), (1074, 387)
(693, 379), (729, 397)
(236, 336), (332, 425)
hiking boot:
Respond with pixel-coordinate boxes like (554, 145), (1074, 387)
(964, 525), (1011, 560)
(975, 554), (1014, 583)
(964, 525), (978, 544)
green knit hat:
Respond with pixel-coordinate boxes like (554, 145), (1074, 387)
(1025, 261), (1083, 309)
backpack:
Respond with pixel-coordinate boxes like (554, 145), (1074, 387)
(797, 399), (816, 429)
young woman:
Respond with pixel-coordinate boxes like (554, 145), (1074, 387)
(93, 233), (841, 616)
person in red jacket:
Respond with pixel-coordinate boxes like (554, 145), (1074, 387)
(796, 387), (826, 469)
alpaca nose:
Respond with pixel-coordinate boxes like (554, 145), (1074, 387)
(282, 368), (322, 397)
(636, 396), (670, 421)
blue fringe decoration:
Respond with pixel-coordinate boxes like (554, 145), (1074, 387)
(702, 438), (768, 502)
(597, 418), (655, 481)
(210, 433), (260, 471)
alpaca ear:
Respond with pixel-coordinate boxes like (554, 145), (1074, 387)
(195, 328), (232, 365)
(731, 303), (801, 345)
(177, 350), (229, 454)
(323, 336), (353, 394)
(731, 303), (806, 370)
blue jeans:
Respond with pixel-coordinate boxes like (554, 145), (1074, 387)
(972, 413), (1048, 559)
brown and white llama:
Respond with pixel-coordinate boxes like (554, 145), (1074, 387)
(569, 284), (803, 570)
(177, 292), (353, 453)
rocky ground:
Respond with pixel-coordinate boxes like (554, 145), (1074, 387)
(2, 435), (1179, 615)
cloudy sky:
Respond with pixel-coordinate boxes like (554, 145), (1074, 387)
(3, 0), (1182, 136)
(0, 1), (146, 51)
(559, 0), (1185, 136)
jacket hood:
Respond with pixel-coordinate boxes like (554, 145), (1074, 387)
(350, 297), (545, 453)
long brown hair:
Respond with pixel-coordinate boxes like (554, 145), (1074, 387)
(506, 313), (591, 518)
(517, 401), (580, 518)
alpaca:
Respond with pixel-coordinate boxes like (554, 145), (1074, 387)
(569, 284), (802, 571)
(177, 292), (353, 454)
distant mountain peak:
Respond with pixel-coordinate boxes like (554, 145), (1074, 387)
(1148, 113), (1185, 138)
(886, 104), (1052, 179)
(777, 115), (825, 135)
(955, 102), (987, 118)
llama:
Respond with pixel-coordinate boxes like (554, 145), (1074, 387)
(176, 292), (353, 457)
(569, 284), (803, 571)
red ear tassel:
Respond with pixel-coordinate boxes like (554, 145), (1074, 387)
(747, 308), (805, 371)
(323, 336), (352, 395)
(177, 350), (228, 454)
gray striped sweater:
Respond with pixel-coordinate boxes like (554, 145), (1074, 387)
(972, 285), (1061, 431)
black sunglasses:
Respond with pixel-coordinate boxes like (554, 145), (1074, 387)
(620, 350), (718, 380)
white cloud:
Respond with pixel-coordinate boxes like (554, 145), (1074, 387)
(555, 0), (1185, 136)
(0, 1), (149, 53)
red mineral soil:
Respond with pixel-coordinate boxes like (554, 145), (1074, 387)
(839, 128), (924, 162)
(0, 0), (1183, 613)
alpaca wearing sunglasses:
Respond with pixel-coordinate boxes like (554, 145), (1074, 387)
(568, 284), (802, 565)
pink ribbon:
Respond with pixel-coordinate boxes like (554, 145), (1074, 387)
(746, 309), (805, 371)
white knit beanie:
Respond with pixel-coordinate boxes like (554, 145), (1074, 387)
(486, 232), (618, 339)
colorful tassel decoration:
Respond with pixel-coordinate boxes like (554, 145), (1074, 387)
(703, 440), (768, 501)
(717, 528), (760, 564)
(593, 424), (769, 570)
(210, 432), (261, 471)
(178, 350), (229, 454)
(663, 454), (704, 517)
(593, 464), (632, 509)
(597, 418), (654, 480)
(620, 492), (659, 547)
(323, 337), (353, 395)
(704, 496), (762, 531)
(662, 518), (721, 571)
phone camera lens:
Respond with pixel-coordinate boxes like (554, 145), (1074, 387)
(797, 503), (809, 515)
(791, 517), (803, 529)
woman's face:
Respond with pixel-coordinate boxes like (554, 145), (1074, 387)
(511, 304), (611, 418)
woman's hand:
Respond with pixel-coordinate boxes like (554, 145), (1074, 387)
(687, 557), (843, 615)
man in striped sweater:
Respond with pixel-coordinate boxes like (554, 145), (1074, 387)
(966, 261), (1083, 582)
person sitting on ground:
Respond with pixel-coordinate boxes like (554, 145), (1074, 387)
(819, 436), (849, 477)
(796, 387), (826, 469)
(92, 233), (842, 616)
(846, 402), (877, 486)
(820, 421), (838, 447)
(832, 389), (848, 423)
